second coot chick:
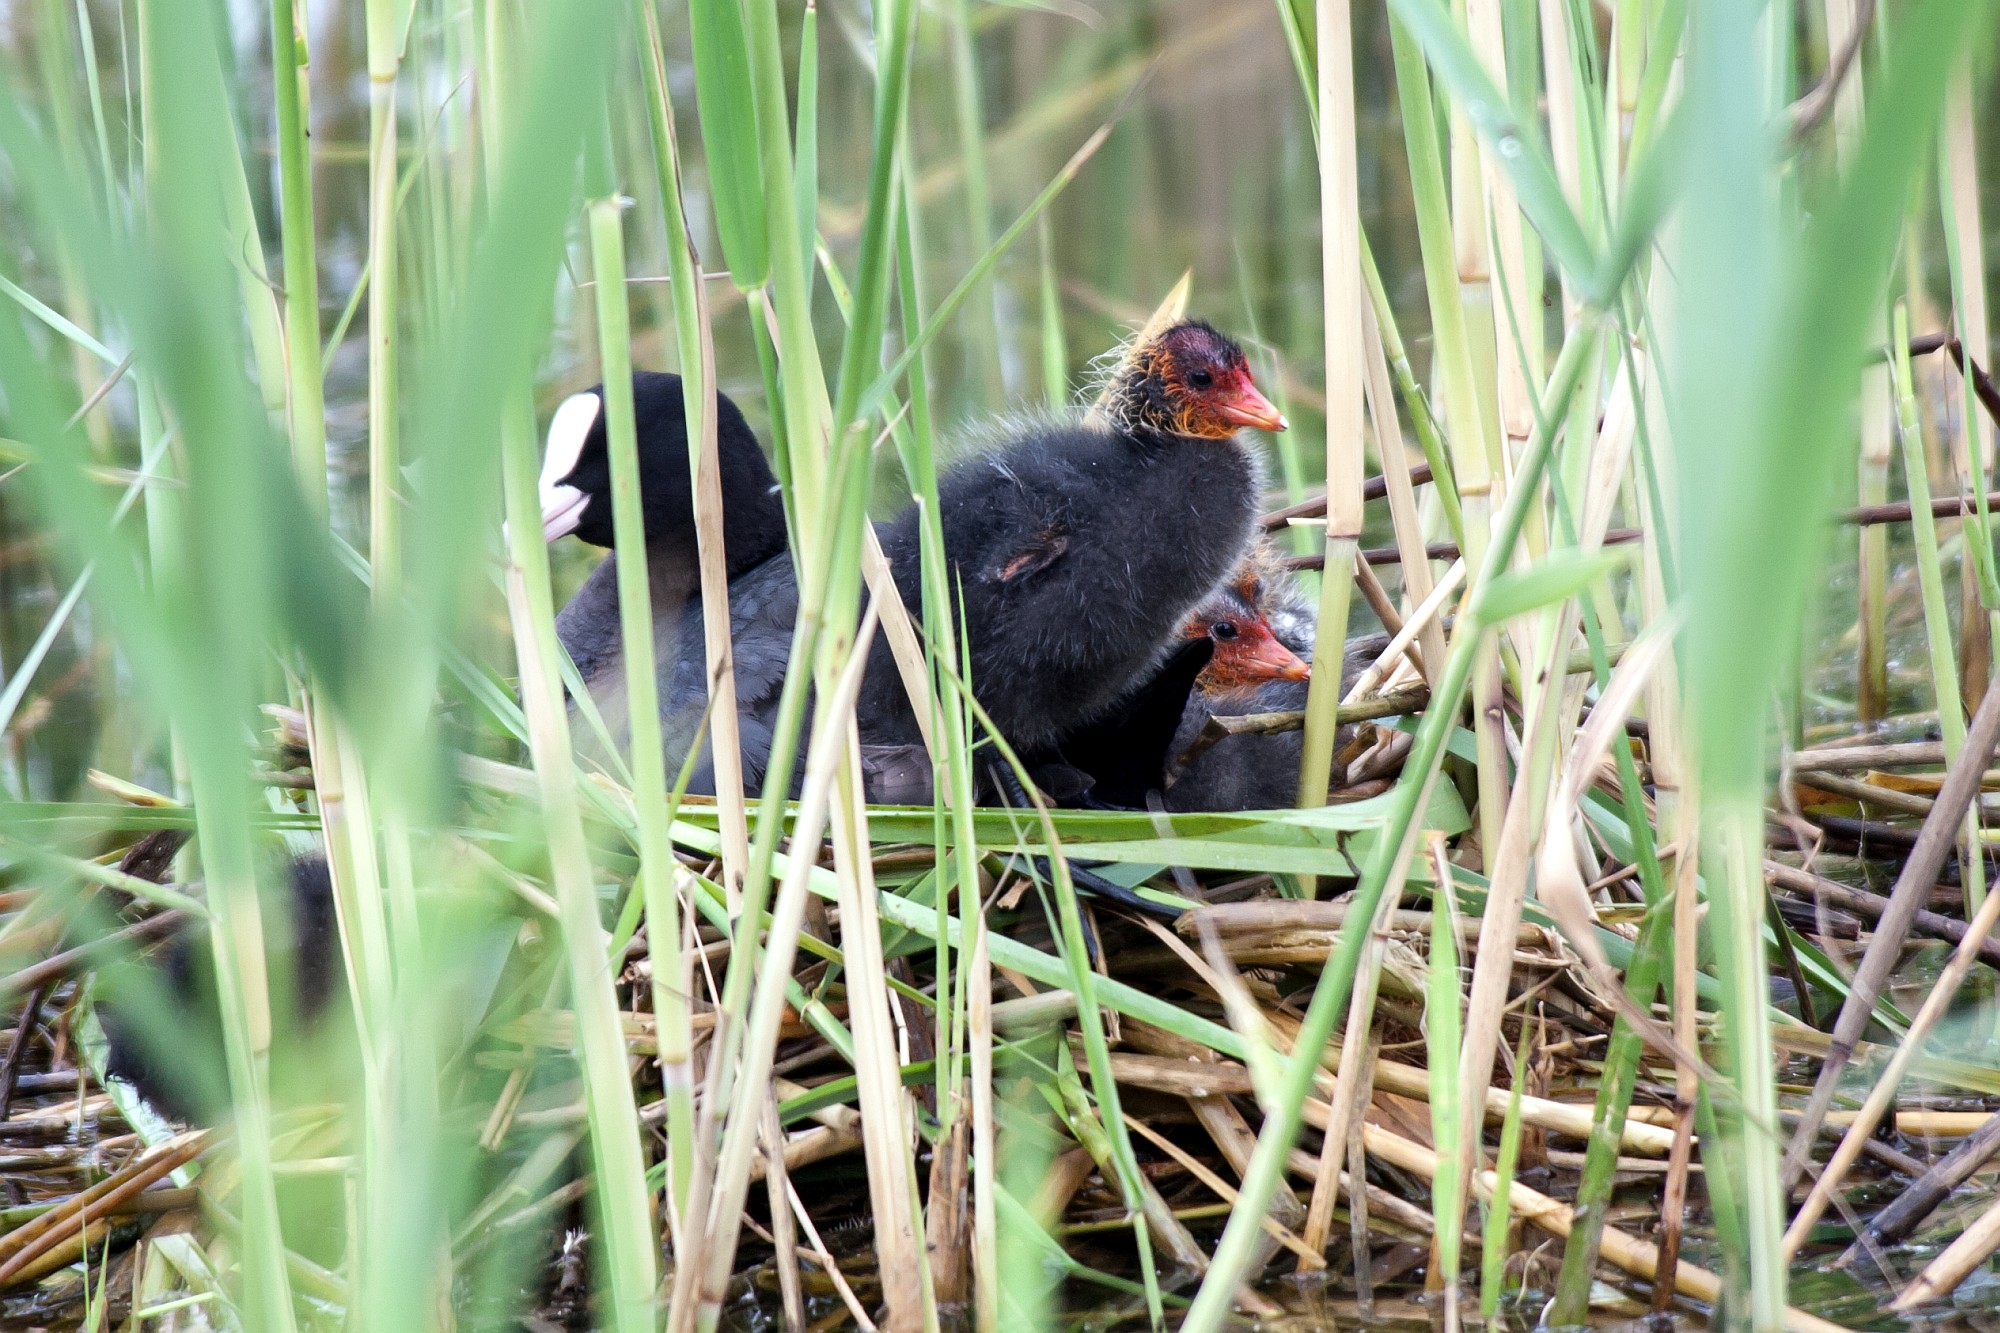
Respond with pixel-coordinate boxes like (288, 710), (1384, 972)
(1163, 550), (1380, 811)
(1040, 566), (1306, 808)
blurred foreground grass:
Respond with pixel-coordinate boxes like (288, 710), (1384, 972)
(1, 1), (1999, 1330)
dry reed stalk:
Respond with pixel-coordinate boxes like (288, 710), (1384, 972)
(2, 1215), (110, 1290)
(967, 897), (998, 1333)
(1146, 920), (1305, 1271)
(0, 1130), (205, 1283)
(675, 218), (752, 906)
(827, 736), (927, 1330)
(1298, 0), (1366, 819)
(1789, 740), (1949, 770)
(677, 604), (881, 1333)
(1817, 0), (1895, 722)
(1361, 301), (1447, 681)
(1447, 598), (1582, 1260)
(1794, 772), (1936, 816)
(1120, 999), (1674, 1155)
(1942, 62), (1994, 713)
(785, 1177), (878, 1331)
(1782, 876), (2000, 1257)
(1537, 0), (1584, 312)
(759, 1095), (806, 1333)
(858, 527), (936, 758)
(1357, 1123), (1850, 1333)
(1123, 1116), (1318, 1264)
(1298, 840), (1403, 1268)
(1829, 1110), (1993, 1136)
(924, 1117), (971, 1309)
(1181, 900), (1559, 949)
(752, 1123), (865, 1181)
(1447, 0), (1518, 879)
(1785, 670), (2000, 1177)
(1465, 0), (1539, 435)
(1343, 562), (1466, 702)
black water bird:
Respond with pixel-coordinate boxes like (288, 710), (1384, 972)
(537, 320), (1287, 804)
(538, 373), (795, 790)
(860, 319), (1288, 759)
(99, 854), (346, 1125)
(1161, 550), (1383, 811)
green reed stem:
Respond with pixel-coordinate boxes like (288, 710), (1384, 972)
(1181, 315), (1596, 1333)
(498, 385), (660, 1332)
(629, 0), (707, 1229)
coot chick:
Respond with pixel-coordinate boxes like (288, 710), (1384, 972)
(1043, 573), (1306, 808)
(98, 853), (346, 1124)
(1162, 552), (1380, 811)
(861, 319), (1287, 758)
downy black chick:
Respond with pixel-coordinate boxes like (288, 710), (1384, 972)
(1162, 549), (1383, 811)
(859, 319), (1287, 761)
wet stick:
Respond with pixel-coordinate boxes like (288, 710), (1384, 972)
(1782, 667), (2000, 1180)
(1784, 880), (2000, 1258)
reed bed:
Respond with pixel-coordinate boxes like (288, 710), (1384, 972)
(2, 0), (2000, 1329)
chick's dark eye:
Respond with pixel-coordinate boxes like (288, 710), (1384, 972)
(1211, 621), (1238, 641)
(1188, 369), (1214, 390)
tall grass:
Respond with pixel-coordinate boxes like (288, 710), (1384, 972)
(2, 0), (2000, 1329)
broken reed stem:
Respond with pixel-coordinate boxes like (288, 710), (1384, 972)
(1784, 665), (2000, 1179)
(1941, 60), (1996, 714)
(1784, 880), (2000, 1258)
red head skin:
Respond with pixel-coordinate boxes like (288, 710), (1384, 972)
(1132, 321), (1288, 439)
(1184, 596), (1309, 693)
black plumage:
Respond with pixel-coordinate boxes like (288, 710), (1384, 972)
(1162, 556), (1388, 812)
(860, 412), (1265, 754)
(542, 373), (793, 778)
(1162, 676), (1312, 811)
(99, 854), (346, 1124)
